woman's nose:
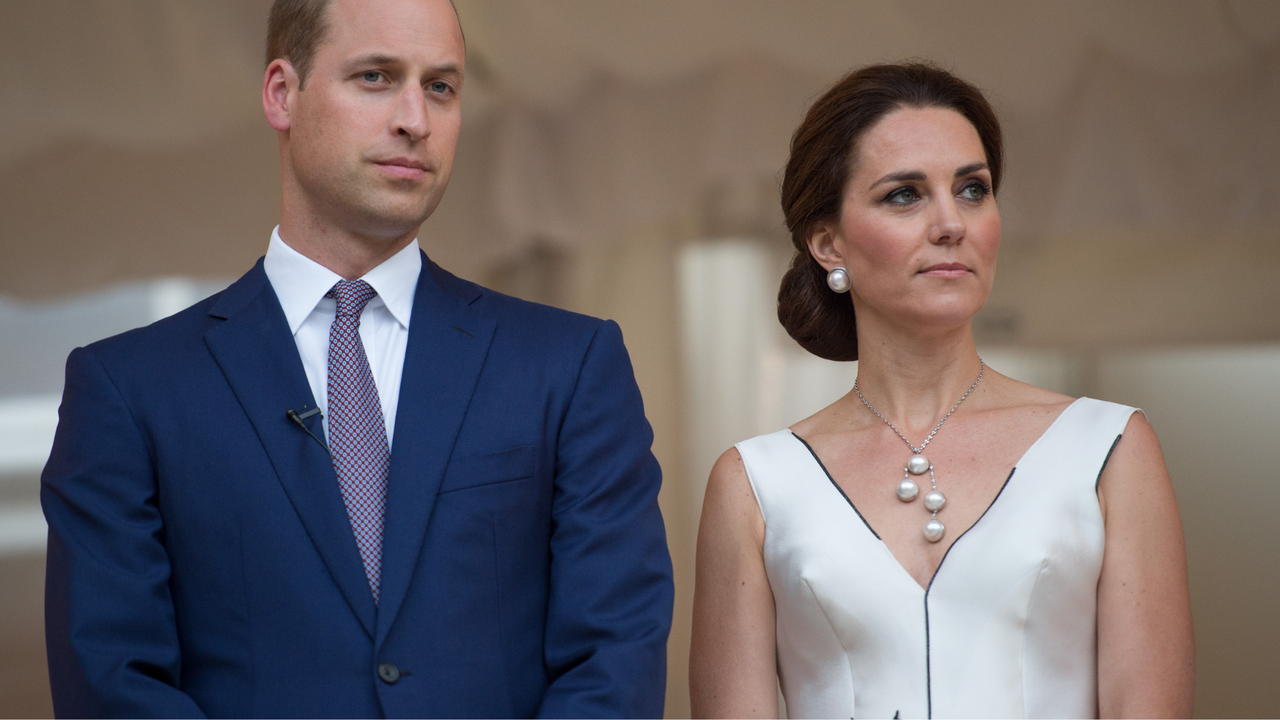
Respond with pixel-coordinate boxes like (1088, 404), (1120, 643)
(929, 197), (966, 245)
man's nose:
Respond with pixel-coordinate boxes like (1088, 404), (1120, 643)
(392, 85), (430, 141)
(929, 196), (966, 245)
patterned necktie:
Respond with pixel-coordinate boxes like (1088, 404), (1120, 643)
(326, 279), (390, 604)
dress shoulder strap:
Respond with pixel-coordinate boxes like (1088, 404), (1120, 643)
(734, 429), (821, 525)
(1020, 397), (1139, 490)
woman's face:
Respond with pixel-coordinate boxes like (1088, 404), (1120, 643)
(808, 106), (1001, 335)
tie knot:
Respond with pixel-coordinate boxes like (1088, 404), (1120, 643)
(328, 279), (378, 318)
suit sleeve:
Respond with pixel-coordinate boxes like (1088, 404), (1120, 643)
(41, 347), (206, 718)
(536, 320), (674, 719)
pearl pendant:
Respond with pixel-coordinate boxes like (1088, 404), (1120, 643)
(924, 519), (945, 543)
(896, 479), (919, 502)
(924, 490), (946, 512)
(906, 455), (930, 475)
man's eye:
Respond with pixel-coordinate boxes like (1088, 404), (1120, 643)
(429, 81), (451, 94)
(361, 71), (383, 83)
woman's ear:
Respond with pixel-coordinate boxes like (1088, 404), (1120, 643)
(805, 222), (846, 272)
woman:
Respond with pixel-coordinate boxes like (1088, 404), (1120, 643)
(689, 63), (1193, 719)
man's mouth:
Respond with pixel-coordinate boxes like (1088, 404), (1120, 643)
(373, 157), (429, 180)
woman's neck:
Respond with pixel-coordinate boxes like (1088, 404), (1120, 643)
(849, 315), (986, 437)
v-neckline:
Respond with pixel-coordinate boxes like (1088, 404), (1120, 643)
(791, 397), (1085, 593)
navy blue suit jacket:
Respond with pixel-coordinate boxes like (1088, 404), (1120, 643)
(41, 255), (674, 718)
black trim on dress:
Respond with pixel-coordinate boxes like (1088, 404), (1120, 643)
(791, 431), (881, 540)
(923, 466), (1018, 719)
(1095, 433), (1123, 491)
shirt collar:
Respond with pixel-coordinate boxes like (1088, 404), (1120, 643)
(360, 234), (421, 330)
(263, 226), (421, 334)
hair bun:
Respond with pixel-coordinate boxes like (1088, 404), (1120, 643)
(777, 254), (859, 362)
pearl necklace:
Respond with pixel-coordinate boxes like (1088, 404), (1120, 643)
(852, 360), (985, 543)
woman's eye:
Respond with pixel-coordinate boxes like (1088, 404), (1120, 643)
(958, 181), (991, 201)
(886, 187), (920, 205)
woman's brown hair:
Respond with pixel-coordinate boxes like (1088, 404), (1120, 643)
(777, 62), (1004, 361)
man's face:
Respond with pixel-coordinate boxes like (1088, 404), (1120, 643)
(283, 0), (464, 240)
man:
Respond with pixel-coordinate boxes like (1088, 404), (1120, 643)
(41, 0), (673, 716)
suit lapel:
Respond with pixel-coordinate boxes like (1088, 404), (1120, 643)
(203, 261), (378, 637)
(375, 255), (495, 644)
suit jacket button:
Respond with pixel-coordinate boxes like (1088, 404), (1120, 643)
(377, 662), (400, 684)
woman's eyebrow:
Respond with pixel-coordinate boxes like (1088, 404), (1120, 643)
(869, 162), (989, 191)
(869, 170), (925, 190)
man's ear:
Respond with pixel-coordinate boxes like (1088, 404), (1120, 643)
(262, 59), (299, 132)
(805, 222), (847, 272)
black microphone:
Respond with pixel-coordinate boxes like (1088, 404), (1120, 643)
(286, 407), (328, 452)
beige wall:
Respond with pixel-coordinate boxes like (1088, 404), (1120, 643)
(1096, 346), (1280, 718)
(983, 226), (1280, 348)
(0, 528), (49, 717)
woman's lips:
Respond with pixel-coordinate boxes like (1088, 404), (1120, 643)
(919, 262), (972, 278)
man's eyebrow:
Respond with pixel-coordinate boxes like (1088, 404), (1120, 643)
(427, 63), (463, 77)
(345, 53), (400, 69)
(343, 54), (463, 77)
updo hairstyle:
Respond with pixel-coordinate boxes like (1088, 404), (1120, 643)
(777, 62), (1004, 361)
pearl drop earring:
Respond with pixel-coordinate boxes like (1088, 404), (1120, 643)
(827, 267), (851, 293)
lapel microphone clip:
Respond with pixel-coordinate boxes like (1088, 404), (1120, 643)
(286, 407), (329, 453)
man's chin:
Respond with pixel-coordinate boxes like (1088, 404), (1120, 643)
(341, 198), (435, 240)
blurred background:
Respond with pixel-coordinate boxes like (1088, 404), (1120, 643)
(2, 0), (1278, 716)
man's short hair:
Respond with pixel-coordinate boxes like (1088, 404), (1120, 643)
(265, 0), (331, 88)
(265, 0), (462, 89)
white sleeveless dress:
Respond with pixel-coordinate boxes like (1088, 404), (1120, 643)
(736, 398), (1136, 719)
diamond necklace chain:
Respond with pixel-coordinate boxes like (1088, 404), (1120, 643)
(852, 359), (985, 454)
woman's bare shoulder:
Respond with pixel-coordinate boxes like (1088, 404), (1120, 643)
(788, 390), (865, 442)
(702, 445), (767, 551)
(705, 446), (761, 516)
(708, 445), (748, 487)
(983, 367), (1076, 413)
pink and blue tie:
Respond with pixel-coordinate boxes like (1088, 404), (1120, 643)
(326, 279), (390, 604)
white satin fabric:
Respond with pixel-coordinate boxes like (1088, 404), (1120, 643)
(736, 398), (1137, 719)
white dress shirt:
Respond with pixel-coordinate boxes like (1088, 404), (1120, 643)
(262, 226), (421, 448)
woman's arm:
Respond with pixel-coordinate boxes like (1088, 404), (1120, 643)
(690, 448), (779, 718)
(1097, 412), (1195, 718)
